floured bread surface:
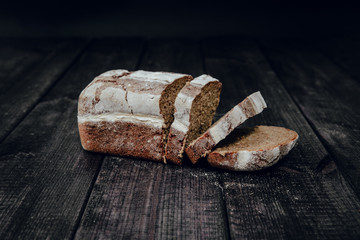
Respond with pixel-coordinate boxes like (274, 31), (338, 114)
(78, 70), (191, 117)
(159, 73), (193, 151)
(207, 126), (299, 171)
(165, 75), (222, 165)
(78, 69), (192, 162)
(78, 113), (164, 161)
(185, 91), (267, 164)
(78, 69), (130, 115)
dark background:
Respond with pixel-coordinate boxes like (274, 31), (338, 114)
(1, 0), (359, 39)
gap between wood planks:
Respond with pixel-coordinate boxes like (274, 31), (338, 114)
(73, 38), (360, 239)
(0, 38), (146, 239)
(257, 38), (360, 198)
(73, 39), (230, 240)
(69, 156), (105, 240)
(2, 37), (358, 239)
(0, 39), (92, 144)
(201, 37), (360, 239)
(200, 40), (232, 240)
(69, 39), (148, 240)
(256, 43), (338, 174)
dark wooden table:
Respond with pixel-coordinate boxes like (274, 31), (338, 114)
(1, 37), (359, 239)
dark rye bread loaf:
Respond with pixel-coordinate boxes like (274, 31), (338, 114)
(165, 75), (222, 165)
(207, 126), (299, 171)
(78, 70), (192, 162)
(185, 92), (267, 164)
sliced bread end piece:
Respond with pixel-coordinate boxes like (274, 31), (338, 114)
(185, 91), (267, 164)
(207, 126), (299, 171)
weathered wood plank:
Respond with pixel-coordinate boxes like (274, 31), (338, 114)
(0, 38), (144, 239)
(0, 38), (61, 92)
(75, 39), (229, 240)
(260, 39), (360, 196)
(76, 158), (227, 239)
(0, 98), (101, 240)
(312, 36), (360, 82)
(202, 38), (360, 239)
(0, 39), (89, 143)
(42, 38), (145, 101)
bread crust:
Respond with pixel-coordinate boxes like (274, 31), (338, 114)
(78, 70), (192, 117)
(78, 70), (192, 161)
(185, 92), (267, 164)
(165, 126), (187, 164)
(78, 118), (164, 161)
(165, 75), (221, 165)
(207, 126), (299, 171)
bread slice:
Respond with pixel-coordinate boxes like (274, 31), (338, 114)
(207, 126), (299, 171)
(165, 75), (222, 165)
(78, 70), (193, 162)
(185, 91), (267, 164)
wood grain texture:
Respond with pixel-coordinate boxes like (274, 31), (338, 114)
(202, 38), (360, 239)
(0, 38), (61, 91)
(2, 37), (359, 240)
(260, 39), (360, 196)
(312, 36), (360, 82)
(75, 39), (229, 240)
(0, 38), (144, 239)
(75, 158), (227, 240)
(42, 38), (145, 101)
(0, 98), (102, 240)
(0, 39), (89, 143)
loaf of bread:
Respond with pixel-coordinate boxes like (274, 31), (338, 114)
(185, 91), (267, 164)
(207, 126), (299, 171)
(165, 75), (222, 165)
(78, 70), (192, 162)
(78, 70), (298, 171)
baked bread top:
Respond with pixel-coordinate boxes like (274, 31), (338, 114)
(78, 70), (192, 117)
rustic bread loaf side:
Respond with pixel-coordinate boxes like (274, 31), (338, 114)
(78, 114), (165, 160)
(207, 126), (299, 171)
(165, 75), (222, 165)
(78, 70), (192, 162)
(185, 91), (267, 164)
